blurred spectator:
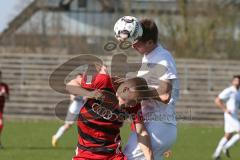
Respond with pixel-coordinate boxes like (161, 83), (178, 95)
(0, 71), (9, 149)
(213, 75), (240, 159)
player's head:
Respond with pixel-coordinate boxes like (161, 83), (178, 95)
(139, 18), (158, 44)
(75, 73), (83, 84)
(132, 18), (159, 54)
(232, 75), (240, 88)
(116, 77), (149, 108)
(114, 16), (158, 55)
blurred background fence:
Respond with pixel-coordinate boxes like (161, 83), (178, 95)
(0, 0), (240, 58)
(1, 52), (240, 123)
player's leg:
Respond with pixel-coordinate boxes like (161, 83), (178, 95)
(0, 112), (3, 149)
(212, 133), (232, 159)
(0, 112), (3, 148)
(52, 100), (83, 147)
(52, 122), (73, 147)
(124, 122), (177, 160)
(222, 120), (240, 157)
(124, 132), (145, 160)
(52, 115), (74, 147)
(148, 122), (177, 159)
(213, 114), (235, 159)
(221, 116), (240, 157)
(222, 133), (239, 158)
(223, 132), (240, 150)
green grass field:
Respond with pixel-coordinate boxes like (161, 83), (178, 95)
(0, 120), (240, 160)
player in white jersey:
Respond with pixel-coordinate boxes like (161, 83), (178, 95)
(213, 75), (240, 160)
(115, 17), (179, 160)
(52, 73), (85, 147)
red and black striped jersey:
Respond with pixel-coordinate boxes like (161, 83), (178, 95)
(78, 73), (122, 154)
(77, 73), (142, 154)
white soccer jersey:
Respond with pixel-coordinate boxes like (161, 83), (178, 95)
(219, 86), (240, 133)
(137, 44), (180, 125)
(124, 45), (179, 160)
(219, 86), (240, 116)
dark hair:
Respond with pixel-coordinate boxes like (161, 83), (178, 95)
(77, 73), (83, 76)
(233, 75), (240, 79)
(139, 18), (158, 44)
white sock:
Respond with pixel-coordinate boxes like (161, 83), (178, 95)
(213, 137), (228, 157)
(224, 134), (240, 150)
(54, 126), (67, 140)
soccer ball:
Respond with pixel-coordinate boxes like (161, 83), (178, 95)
(114, 16), (143, 43)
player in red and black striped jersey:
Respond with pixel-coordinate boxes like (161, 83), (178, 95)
(0, 71), (9, 149)
(66, 64), (153, 160)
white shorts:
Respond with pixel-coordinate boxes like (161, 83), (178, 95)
(224, 113), (240, 133)
(124, 122), (177, 160)
(65, 99), (85, 124)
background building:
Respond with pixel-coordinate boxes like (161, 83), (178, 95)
(0, 0), (240, 123)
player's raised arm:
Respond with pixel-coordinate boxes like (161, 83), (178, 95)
(144, 80), (172, 104)
(157, 80), (172, 103)
(66, 74), (102, 99)
(117, 77), (172, 104)
(66, 80), (102, 99)
(66, 64), (109, 99)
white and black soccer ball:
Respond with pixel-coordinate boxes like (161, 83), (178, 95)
(114, 16), (143, 43)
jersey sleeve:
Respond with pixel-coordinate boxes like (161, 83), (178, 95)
(92, 74), (113, 90)
(158, 59), (178, 81)
(81, 74), (94, 89)
(218, 88), (231, 101)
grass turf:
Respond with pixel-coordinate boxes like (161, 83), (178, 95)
(0, 120), (240, 160)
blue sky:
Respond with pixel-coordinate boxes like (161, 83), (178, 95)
(0, 0), (17, 32)
(0, 0), (32, 33)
